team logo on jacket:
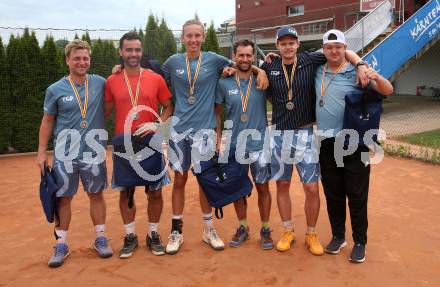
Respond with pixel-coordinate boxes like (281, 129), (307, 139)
(228, 89), (239, 95)
(176, 69), (185, 75)
(270, 71), (281, 76)
(62, 96), (74, 102)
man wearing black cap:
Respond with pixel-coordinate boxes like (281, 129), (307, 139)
(261, 25), (369, 256)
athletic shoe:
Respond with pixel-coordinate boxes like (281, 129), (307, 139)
(325, 237), (347, 254)
(119, 233), (139, 258)
(276, 230), (296, 252)
(260, 227), (274, 250)
(203, 228), (225, 251)
(305, 232), (324, 255)
(93, 236), (113, 258)
(229, 225), (249, 247)
(166, 230), (183, 255)
(349, 243), (366, 263)
(146, 231), (165, 256)
(48, 243), (70, 268)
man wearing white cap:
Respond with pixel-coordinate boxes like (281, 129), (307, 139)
(261, 25), (369, 256)
(315, 29), (393, 263)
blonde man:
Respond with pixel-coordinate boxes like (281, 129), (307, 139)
(37, 40), (112, 267)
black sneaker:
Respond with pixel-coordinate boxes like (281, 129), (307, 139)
(119, 233), (138, 258)
(146, 231), (165, 256)
(325, 237), (347, 254)
(349, 243), (366, 263)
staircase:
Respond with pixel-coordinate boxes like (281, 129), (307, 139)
(362, 0), (440, 80)
(359, 26), (398, 57)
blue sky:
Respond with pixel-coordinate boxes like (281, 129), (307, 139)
(0, 0), (235, 42)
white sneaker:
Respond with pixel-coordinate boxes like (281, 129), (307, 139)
(202, 228), (225, 251)
(166, 231), (183, 254)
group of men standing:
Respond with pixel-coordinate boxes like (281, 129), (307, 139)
(37, 19), (393, 268)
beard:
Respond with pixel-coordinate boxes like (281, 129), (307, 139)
(237, 62), (252, 72)
(123, 57), (141, 67)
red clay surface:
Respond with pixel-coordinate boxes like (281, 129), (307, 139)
(0, 151), (439, 287)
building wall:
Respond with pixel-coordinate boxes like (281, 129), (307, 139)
(237, 0), (361, 40)
(393, 40), (440, 95)
(236, 0), (415, 42)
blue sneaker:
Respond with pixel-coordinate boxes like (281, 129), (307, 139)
(229, 225), (249, 247)
(260, 227), (274, 250)
(48, 243), (70, 268)
(93, 236), (113, 258)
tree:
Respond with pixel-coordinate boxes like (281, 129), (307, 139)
(41, 35), (62, 87)
(74, 33), (79, 40)
(144, 14), (160, 60)
(158, 18), (177, 63)
(202, 21), (220, 53)
(55, 38), (69, 50)
(89, 39), (104, 75)
(138, 28), (144, 40)
(81, 31), (91, 45)
(0, 37), (11, 153)
(13, 30), (44, 152)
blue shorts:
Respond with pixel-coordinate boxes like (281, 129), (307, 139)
(270, 127), (320, 184)
(168, 131), (216, 172)
(53, 158), (108, 197)
(243, 149), (271, 185)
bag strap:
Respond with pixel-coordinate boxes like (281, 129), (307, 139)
(211, 154), (226, 183)
(361, 90), (369, 120)
(215, 208), (224, 219)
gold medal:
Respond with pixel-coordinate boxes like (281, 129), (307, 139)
(235, 74), (253, 124)
(320, 61), (348, 107)
(282, 57), (297, 109)
(68, 76), (89, 129)
(185, 53), (203, 104)
(80, 120), (88, 129)
(187, 96), (196, 105)
(286, 101), (294, 110)
(124, 68), (143, 120)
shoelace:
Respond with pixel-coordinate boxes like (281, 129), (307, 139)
(151, 233), (162, 245)
(95, 237), (108, 248)
(261, 229), (272, 238)
(169, 231), (180, 243)
(54, 244), (68, 256)
(210, 229), (219, 239)
(281, 231), (293, 242)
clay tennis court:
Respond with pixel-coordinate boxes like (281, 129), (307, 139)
(0, 151), (439, 287)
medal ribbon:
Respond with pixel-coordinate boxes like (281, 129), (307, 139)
(281, 57), (297, 102)
(320, 61), (348, 99)
(235, 74), (253, 114)
(185, 52), (203, 97)
(123, 68), (143, 109)
(68, 76), (89, 120)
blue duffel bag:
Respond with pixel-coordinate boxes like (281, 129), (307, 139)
(192, 150), (253, 219)
(39, 165), (59, 223)
(343, 88), (383, 147)
(112, 134), (166, 188)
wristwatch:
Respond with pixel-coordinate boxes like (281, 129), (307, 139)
(356, 60), (367, 69)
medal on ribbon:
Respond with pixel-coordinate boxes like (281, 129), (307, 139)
(185, 53), (203, 105)
(282, 58), (297, 110)
(235, 74), (253, 123)
(68, 76), (89, 129)
(123, 68), (143, 120)
(320, 61), (348, 108)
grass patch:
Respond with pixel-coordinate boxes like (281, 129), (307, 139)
(382, 143), (440, 165)
(398, 129), (440, 149)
